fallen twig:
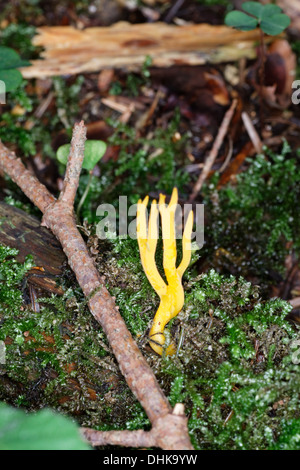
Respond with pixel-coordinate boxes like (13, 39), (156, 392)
(289, 297), (300, 309)
(241, 111), (263, 154)
(189, 99), (238, 202)
(0, 122), (193, 450)
(82, 404), (188, 448)
(217, 141), (255, 188)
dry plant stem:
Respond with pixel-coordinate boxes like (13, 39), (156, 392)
(189, 99), (238, 202)
(241, 111), (263, 154)
(0, 122), (193, 450)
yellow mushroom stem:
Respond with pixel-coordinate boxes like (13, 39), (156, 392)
(137, 187), (193, 356)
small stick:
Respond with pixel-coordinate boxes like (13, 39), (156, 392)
(289, 297), (300, 309)
(164, 0), (185, 23)
(218, 137), (233, 173)
(81, 428), (156, 448)
(241, 111), (263, 154)
(59, 121), (86, 207)
(189, 99), (238, 202)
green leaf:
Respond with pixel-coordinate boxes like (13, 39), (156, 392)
(0, 46), (30, 70)
(260, 14), (291, 36)
(260, 4), (282, 19)
(242, 2), (264, 19)
(0, 47), (30, 92)
(0, 403), (91, 450)
(225, 11), (258, 31)
(57, 140), (107, 171)
(0, 69), (24, 92)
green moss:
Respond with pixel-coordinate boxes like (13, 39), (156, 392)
(1, 240), (299, 449)
(0, 79), (56, 159)
(197, 0), (231, 5)
(0, 245), (33, 309)
(0, 1), (43, 24)
(0, 24), (41, 59)
(90, 234), (300, 449)
(270, 418), (300, 450)
(203, 142), (300, 291)
(78, 110), (189, 222)
(52, 76), (85, 131)
(0, 243), (144, 430)
(90, 235), (158, 336)
(160, 270), (299, 450)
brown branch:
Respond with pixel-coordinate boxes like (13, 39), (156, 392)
(0, 122), (193, 450)
(0, 145), (55, 213)
(81, 404), (190, 449)
(59, 121), (86, 207)
(81, 428), (156, 448)
(189, 99), (238, 203)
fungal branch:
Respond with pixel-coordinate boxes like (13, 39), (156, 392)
(137, 187), (193, 355)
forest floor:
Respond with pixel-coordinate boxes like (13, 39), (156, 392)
(0, 0), (299, 450)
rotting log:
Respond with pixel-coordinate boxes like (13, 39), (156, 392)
(20, 22), (275, 79)
(0, 202), (65, 295)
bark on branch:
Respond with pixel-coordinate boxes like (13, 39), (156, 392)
(81, 404), (190, 448)
(0, 122), (193, 450)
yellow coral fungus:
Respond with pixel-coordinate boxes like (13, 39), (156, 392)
(137, 187), (193, 355)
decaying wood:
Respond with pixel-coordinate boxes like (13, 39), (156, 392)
(20, 23), (274, 79)
(0, 202), (64, 272)
(0, 202), (65, 295)
(0, 123), (193, 450)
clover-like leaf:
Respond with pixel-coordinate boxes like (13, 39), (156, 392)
(0, 69), (23, 92)
(225, 10), (258, 31)
(241, 2), (264, 19)
(0, 46), (30, 70)
(57, 140), (107, 171)
(260, 14), (291, 36)
(0, 46), (30, 92)
(261, 4), (282, 18)
(225, 2), (290, 36)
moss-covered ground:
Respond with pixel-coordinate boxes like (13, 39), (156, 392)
(0, 0), (299, 450)
(0, 237), (299, 450)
